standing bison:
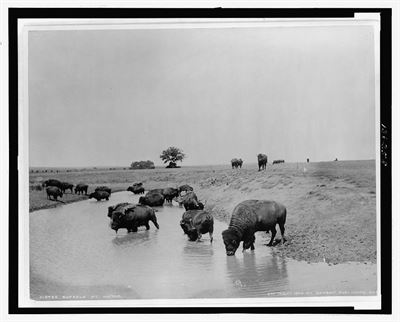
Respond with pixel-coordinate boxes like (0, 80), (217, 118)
(175, 191), (204, 211)
(75, 183), (88, 195)
(257, 154), (268, 171)
(95, 186), (112, 195)
(109, 203), (159, 233)
(180, 210), (214, 242)
(127, 186), (145, 194)
(139, 192), (165, 207)
(162, 187), (179, 203)
(231, 158), (243, 169)
(272, 160), (285, 164)
(60, 182), (74, 193)
(89, 190), (110, 201)
(46, 186), (63, 201)
(222, 200), (287, 256)
(42, 179), (62, 189)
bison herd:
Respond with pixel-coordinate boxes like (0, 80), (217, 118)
(231, 154), (286, 171)
(40, 175), (288, 256)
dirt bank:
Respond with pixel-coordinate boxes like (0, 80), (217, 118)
(29, 160), (376, 264)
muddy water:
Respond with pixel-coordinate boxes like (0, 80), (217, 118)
(30, 191), (376, 300)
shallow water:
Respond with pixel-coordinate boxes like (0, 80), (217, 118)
(30, 191), (376, 300)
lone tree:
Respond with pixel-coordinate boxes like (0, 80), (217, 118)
(160, 146), (185, 168)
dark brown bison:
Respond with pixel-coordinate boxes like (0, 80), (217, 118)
(178, 184), (193, 194)
(46, 186), (63, 200)
(95, 186), (112, 195)
(257, 154), (268, 171)
(222, 200), (287, 256)
(60, 182), (74, 193)
(109, 204), (159, 233)
(163, 187), (179, 203)
(127, 186), (145, 194)
(180, 210), (214, 242)
(108, 202), (133, 218)
(75, 183), (88, 195)
(272, 160), (285, 164)
(231, 158), (243, 169)
(139, 192), (165, 207)
(89, 190), (110, 201)
(42, 179), (62, 188)
(177, 191), (204, 211)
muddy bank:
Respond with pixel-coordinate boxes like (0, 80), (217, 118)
(29, 161), (376, 264)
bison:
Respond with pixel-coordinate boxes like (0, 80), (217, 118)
(178, 184), (193, 194)
(177, 191), (204, 211)
(95, 186), (112, 195)
(89, 190), (110, 201)
(108, 202), (133, 218)
(231, 158), (243, 169)
(222, 200), (287, 256)
(75, 183), (88, 195)
(42, 179), (62, 188)
(272, 160), (285, 164)
(180, 210), (214, 242)
(163, 187), (179, 203)
(127, 186), (145, 194)
(148, 188), (164, 195)
(46, 186), (63, 200)
(257, 154), (268, 171)
(60, 182), (74, 193)
(139, 192), (165, 207)
(109, 204), (159, 233)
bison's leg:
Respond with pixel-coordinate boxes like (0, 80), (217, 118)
(278, 222), (286, 244)
(209, 231), (213, 243)
(196, 232), (202, 242)
(145, 223), (150, 230)
(267, 226), (277, 246)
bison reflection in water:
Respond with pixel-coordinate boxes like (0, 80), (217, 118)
(222, 200), (287, 256)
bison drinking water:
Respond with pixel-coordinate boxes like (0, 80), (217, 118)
(180, 210), (214, 242)
(222, 200), (287, 256)
(109, 203), (159, 233)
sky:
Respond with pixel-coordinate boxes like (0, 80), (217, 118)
(28, 24), (376, 167)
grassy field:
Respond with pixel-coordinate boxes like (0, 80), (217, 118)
(29, 160), (377, 264)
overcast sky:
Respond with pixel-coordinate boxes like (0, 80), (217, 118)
(29, 24), (376, 167)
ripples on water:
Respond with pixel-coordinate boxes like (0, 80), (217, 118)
(30, 191), (376, 300)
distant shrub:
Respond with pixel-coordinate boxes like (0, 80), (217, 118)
(130, 160), (155, 170)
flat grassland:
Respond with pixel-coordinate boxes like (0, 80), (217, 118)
(29, 160), (376, 264)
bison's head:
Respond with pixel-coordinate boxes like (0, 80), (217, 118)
(222, 229), (241, 256)
(88, 193), (95, 199)
(127, 186), (133, 192)
(138, 196), (147, 205)
(110, 211), (125, 232)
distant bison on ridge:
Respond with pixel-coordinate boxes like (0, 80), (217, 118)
(257, 154), (268, 171)
(272, 160), (285, 164)
(231, 158), (243, 169)
(222, 200), (287, 256)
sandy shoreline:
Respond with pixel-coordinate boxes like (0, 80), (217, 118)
(29, 160), (376, 265)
